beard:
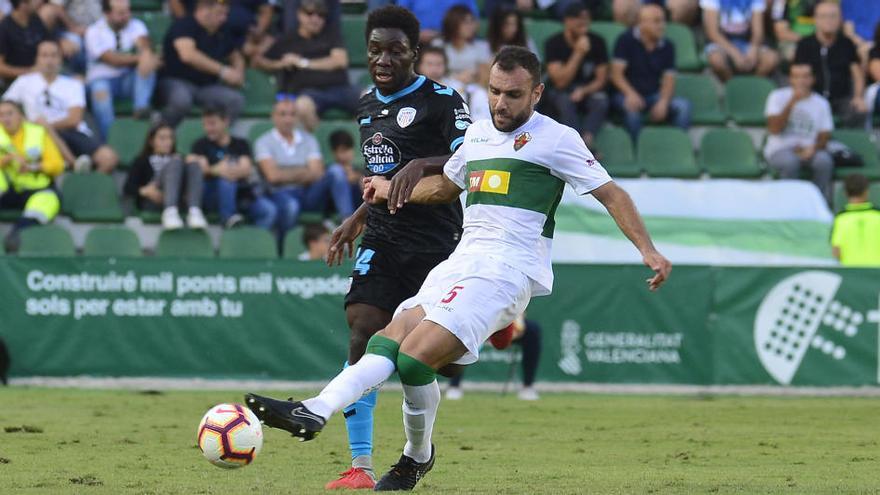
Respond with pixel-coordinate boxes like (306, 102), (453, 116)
(490, 106), (531, 133)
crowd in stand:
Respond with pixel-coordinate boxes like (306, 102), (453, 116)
(0, 0), (877, 259)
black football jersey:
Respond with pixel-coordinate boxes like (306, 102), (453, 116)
(358, 75), (471, 253)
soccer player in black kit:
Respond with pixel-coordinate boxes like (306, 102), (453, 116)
(308, 6), (471, 490)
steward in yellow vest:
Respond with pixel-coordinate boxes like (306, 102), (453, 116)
(831, 174), (880, 266)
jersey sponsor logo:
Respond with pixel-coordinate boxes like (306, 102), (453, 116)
(362, 132), (402, 174)
(513, 132), (531, 151)
(396, 107), (417, 128)
(468, 170), (510, 194)
(455, 120), (470, 130)
(454, 107), (470, 120)
(470, 136), (489, 143)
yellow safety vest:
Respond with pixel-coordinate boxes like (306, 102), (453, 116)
(0, 122), (50, 191)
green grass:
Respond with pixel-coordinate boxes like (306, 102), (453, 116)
(1, 388), (878, 494)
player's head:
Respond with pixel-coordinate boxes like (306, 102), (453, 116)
(302, 223), (331, 261)
(329, 129), (354, 165)
(416, 46), (447, 81)
(843, 174), (869, 200)
(365, 6), (420, 94)
(201, 105), (229, 141)
(488, 46), (543, 133)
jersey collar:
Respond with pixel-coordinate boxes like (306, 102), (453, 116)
(844, 201), (874, 211)
(374, 75), (426, 104)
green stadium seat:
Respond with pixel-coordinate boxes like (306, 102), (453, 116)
(831, 130), (880, 180)
(674, 74), (725, 125)
(107, 118), (151, 168)
(176, 118), (204, 155)
(83, 226), (142, 257)
(315, 120), (364, 167)
(525, 19), (561, 60)
(18, 225), (76, 257)
(594, 125), (640, 177)
(699, 129), (763, 178)
(725, 76), (775, 125)
(0, 209), (21, 221)
(666, 22), (701, 71)
(61, 173), (125, 222)
(341, 16), (367, 67)
(242, 69), (276, 118)
(219, 226), (277, 259)
(138, 12), (171, 47)
(131, 0), (162, 11)
(282, 226), (306, 260)
(591, 21), (625, 52)
(637, 127), (700, 178)
(247, 121), (274, 143)
(155, 229), (214, 258)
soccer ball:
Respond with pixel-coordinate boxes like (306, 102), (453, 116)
(196, 403), (263, 469)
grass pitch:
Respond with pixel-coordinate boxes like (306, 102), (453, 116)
(1, 387), (878, 494)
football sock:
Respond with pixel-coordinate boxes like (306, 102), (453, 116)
(397, 352), (439, 464)
(519, 322), (542, 387)
(342, 361), (377, 468)
(303, 335), (399, 421)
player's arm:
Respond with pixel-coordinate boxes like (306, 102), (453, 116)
(365, 174), (462, 211)
(386, 154), (451, 211)
(327, 202), (368, 266)
(591, 181), (671, 291)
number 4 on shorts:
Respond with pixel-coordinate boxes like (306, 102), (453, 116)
(441, 285), (465, 303)
(354, 248), (375, 275)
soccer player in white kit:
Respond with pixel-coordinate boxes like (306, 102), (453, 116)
(245, 46), (671, 491)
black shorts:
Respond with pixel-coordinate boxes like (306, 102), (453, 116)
(57, 129), (100, 157)
(344, 242), (451, 315)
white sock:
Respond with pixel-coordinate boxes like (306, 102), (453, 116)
(302, 354), (395, 421)
(401, 380), (440, 463)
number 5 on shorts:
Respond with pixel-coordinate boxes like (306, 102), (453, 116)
(441, 285), (465, 304)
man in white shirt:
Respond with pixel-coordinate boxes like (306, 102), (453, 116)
(3, 39), (118, 172)
(416, 46), (490, 121)
(85, 0), (159, 141)
(764, 63), (834, 203)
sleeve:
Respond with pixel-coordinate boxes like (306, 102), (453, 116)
(750, 0), (766, 13)
(40, 130), (64, 177)
(2, 77), (22, 102)
(699, 0), (719, 10)
(432, 88), (472, 154)
(663, 42), (676, 73)
(593, 35), (609, 65)
(190, 137), (209, 157)
(328, 28), (345, 50)
(69, 79), (86, 108)
(544, 34), (566, 64)
(263, 36), (285, 60)
(85, 25), (113, 62)
(233, 138), (253, 158)
(870, 45), (880, 62)
(0, 25), (8, 58)
(844, 38), (858, 65)
(123, 156), (151, 196)
(819, 98), (834, 132)
(793, 39), (808, 64)
(612, 33), (629, 64)
(476, 39), (492, 63)
(552, 127), (612, 195)
(764, 90), (784, 117)
(130, 19), (149, 41)
(304, 133), (322, 161)
(830, 217), (842, 247)
(254, 134), (272, 161)
(442, 137), (467, 190)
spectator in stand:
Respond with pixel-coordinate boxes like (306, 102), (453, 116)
(764, 63), (833, 203)
(396, 0), (479, 44)
(85, 0), (159, 141)
(831, 174), (880, 267)
(702, 0), (779, 81)
(610, 4), (690, 139)
(254, 0), (358, 132)
(486, 5), (538, 58)
(158, 0), (245, 127)
(124, 122), (208, 230)
(327, 129), (364, 213)
(169, 0), (274, 58)
(282, 0), (340, 35)
(433, 5), (492, 87)
(417, 45), (490, 121)
(768, 0), (819, 61)
(544, 3), (609, 146)
(0, 100), (62, 252)
(867, 25), (880, 125)
(841, 0), (879, 61)
(0, 0), (54, 85)
(3, 39), (119, 172)
(794, 1), (866, 128)
(252, 99), (354, 241)
(614, 0), (699, 26)
(39, 0), (103, 69)
(298, 222), (331, 261)
(188, 106), (259, 229)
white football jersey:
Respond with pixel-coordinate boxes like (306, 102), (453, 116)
(444, 111), (612, 295)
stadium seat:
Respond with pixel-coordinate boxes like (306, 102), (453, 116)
(155, 229), (214, 258)
(60, 173), (125, 222)
(242, 69), (276, 118)
(107, 118), (151, 168)
(247, 121), (274, 143)
(637, 127), (700, 178)
(0, 209), (18, 221)
(219, 227), (277, 259)
(699, 129), (763, 178)
(525, 19), (561, 60)
(138, 12), (171, 48)
(341, 16), (367, 67)
(725, 76), (775, 125)
(315, 120), (364, 167)
(83, 226), (143, 257)
(176, 118), (204, 155)
(666, 22), (701, 71)
(18, 225), (76, 257)
(831, 130), (880, 180)
(282, 226), (306, 259)
(674, 74), (725, 125)
(131, 0), (162, 11)
(590, 21), (625, 52)
(594, 125), (640, 177)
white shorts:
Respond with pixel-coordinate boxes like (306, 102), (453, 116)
(394, 252), (532, 365)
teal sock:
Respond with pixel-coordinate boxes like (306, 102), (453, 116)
(342, 361), (377, 466)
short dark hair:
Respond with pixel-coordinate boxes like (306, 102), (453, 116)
(0, 99), (25, 116)
(329, 129), (354, 151)
(302, 223), (329, 246)
(417, 45), (447, 69)
(790, 62), (813, 74)
(844, 173), (869, 198)
(562, 1), (588, 19)
(492, 46), (541, 87)
(10, 0), (25, 10)
(196, 0), (227, 9)
(365, 5), (420, 50)
(201, 105), (228, 120)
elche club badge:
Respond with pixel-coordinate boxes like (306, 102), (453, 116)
(397, 107), (417, 128)
(513, 132), (531, 151)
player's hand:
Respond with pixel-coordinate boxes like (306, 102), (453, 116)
(388, 159), (425, 213)
(363, 176), (390, 205)
(642, 249), (671, 292)
(327, 215), (365, 267)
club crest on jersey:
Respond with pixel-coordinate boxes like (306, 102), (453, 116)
(513, 132), (531, 151)
(396, 107), (417, 128)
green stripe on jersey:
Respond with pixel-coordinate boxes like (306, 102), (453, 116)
(465, 158), (565, 238)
